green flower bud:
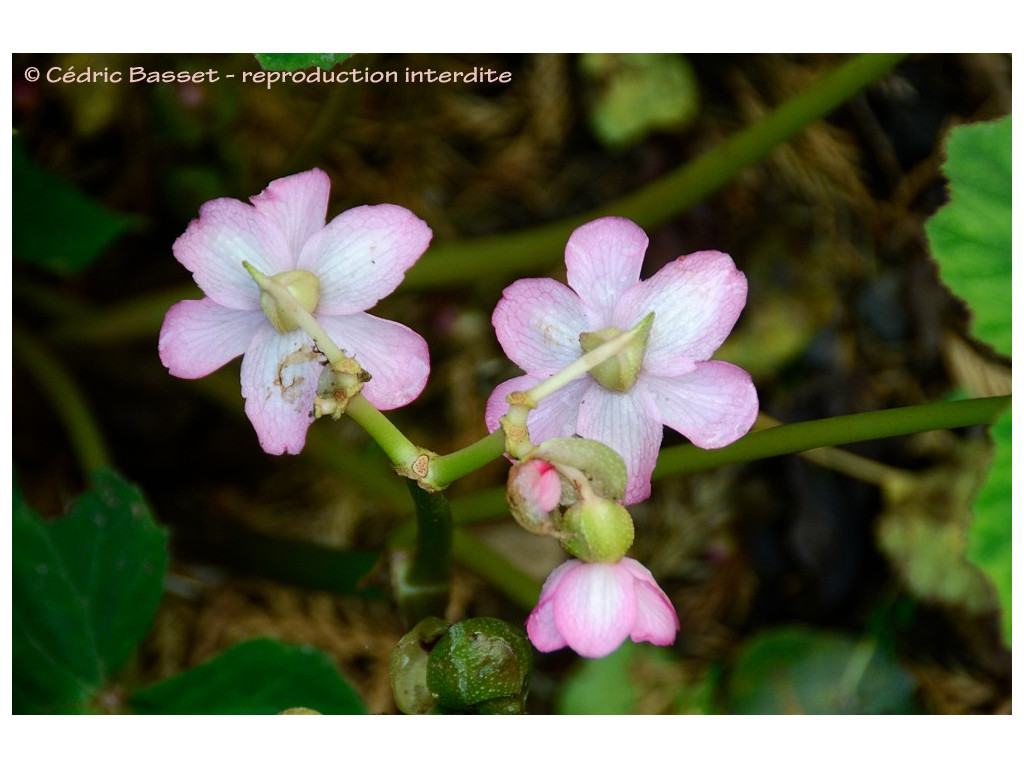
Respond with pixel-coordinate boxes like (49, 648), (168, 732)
(562, 497), (635, 563)
(578, 314), (652, 393)
(389, 616), (450, 715)
(426, 618), (532, 714)
(258, 269), (321, 333)
(532, 436), (628, 502)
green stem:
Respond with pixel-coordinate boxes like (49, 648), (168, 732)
(344, 394), (421, 469)
(403, 53), (910, 289)
(13, 328), (112, 477)
(427, 428), (506, 489)
(654, 396), (1011, 478)
(396, 480), (454, 622)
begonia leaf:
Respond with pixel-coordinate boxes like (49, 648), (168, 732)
(255, 53), (353, 72)
(129, 638), (366, 714)
(726, 626), (916, 714)
(966, 408), (1012, 646)
(924, 116), (1011, 647)
(12, 136), (135, 275)
(12, 470), (168, 713)
(925, 115), (1011, 357)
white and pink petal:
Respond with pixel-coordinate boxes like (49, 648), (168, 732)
(615, 250), (748, 376)
(565, 217), (648, 325)
(240, 325), (322, 455)
(640, 361), (758, 450)
(317, 312), (429, 410)
(576, 386), (664, 504)
(249, 168), (330, 261)
(158, 299), (266, 379)
(492, 278), (589, 375)
(552, 561), (637, 658)
(619, 559), (679, 646)
(300, 204), (432, 315)
(173, 197), (292, 310)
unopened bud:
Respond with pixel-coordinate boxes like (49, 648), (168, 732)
(562, 497), (635, 563)
(506, 459), (563, 536)
(531, 437), (628, 502)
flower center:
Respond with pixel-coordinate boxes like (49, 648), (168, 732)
(258, 269), (321, 333)
(579, 322), (651, 393)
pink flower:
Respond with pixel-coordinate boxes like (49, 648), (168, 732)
(486, 216), (757, 503)
(527, 557), (679, 658)
(159, 168), (432, 454)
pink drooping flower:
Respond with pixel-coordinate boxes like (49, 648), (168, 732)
(159, 168), (432, 454)
(486, 216), (757, 503)
(527, 557), (679, 658)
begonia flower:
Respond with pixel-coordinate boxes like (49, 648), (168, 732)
(527, 557), (679, 658)
(159, 168), (432, 454)
(486, 216), (757, 503)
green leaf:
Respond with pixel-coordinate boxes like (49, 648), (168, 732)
(12, 136), (135, 275)
(966, 407), (1012, 646)
(255, 53), (352, 72)
(925, 115), (1011, 356)
(579, 53), (699, 149)
(12, 470), (169, 713)
(130, 638), (367, 714)
(51, 470), (169, 675)
(726, 626), (917, 714)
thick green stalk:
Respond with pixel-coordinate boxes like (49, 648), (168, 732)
(395, 480), (454, 622)
(404, 53), (910, 289)
(654, 396), (1011, 478)
(344, 394), (422, 470)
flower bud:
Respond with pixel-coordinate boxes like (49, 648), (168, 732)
(562, 497), (635, 563)
(426, 617), (532, 714)
(532, 436), (628, 502)
(506, 459), (563, 536)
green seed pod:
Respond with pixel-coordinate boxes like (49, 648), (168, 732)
(389, 616), (450, 715)
(426, 617), (532, 714)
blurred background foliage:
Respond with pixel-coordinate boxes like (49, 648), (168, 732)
(12, 53), (1011, 714)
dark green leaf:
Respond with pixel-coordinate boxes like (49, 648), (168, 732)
(925, 116), (1011, 356)
(12, 136), (135, 275)
(13, 486), (103, 713)
(255, 54), (352, 72)
(49, 469), (169, 676)
(12, 470), (168, 713)
(726, 626), (917, 714)
(130, 638), (367, 714)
